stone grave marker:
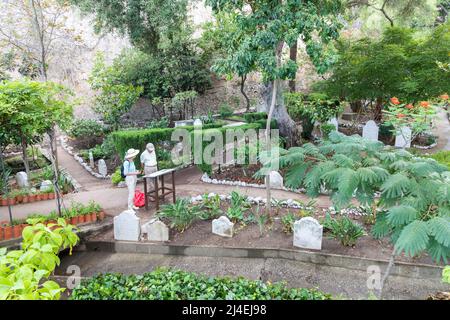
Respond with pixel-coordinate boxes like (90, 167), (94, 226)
(98, 159), (108, 177)
(265, 171), (284, 189)
(362, 120), (379, 141)
(114, 210), (141, 241)
(293, 217), (323, 250)
(89, 151), (94, 168)
(16, 172), (29, 188)
(212, 216), (234, 238)
(142, 219), (169, 242)
(395, 127), (412, 148)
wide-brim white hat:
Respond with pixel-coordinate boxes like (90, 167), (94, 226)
(125, 148), (140, 159)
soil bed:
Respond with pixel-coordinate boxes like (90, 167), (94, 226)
(87, 205), (440, 267)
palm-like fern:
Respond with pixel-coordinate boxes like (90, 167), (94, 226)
(256, 131), (450, 263)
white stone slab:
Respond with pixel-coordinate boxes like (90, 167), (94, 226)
(142, 219), (169, 242)
(265, 171), (284, 189)
(293, 217), (323, 250)
(362, 120), (379, 141)
(212, 216), (234, 238)
(98, 159), (108, 177)
(16, 172), (29, 188)
(40, 180), (53, 192)
(114, 210), (141, 241)
(395, 126), (412, 148)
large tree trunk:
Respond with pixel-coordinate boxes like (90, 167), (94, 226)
(261, 81), (298, 147)
(289, 41), (298, 92)
(374, 97), (383, 122)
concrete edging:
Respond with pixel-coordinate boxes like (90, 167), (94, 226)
(84, 240), (444, 281)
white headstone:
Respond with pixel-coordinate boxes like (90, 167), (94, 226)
(114, 210), (141, 241)
(89, 151), (95, 168)
(98, 159), (108, 177)
(142, 219), (169, 242)
(293, 217), (323, 250)
(395, 127), (412, 149)
(212, 216), (234, 238)
(194, 118), (203, 127)
(40, 180), (53, 192)
(265, 171), (284, 189)
(328, 118), (338, 131)
(362, 120), (379, 141)
(16, 172), (29, 188)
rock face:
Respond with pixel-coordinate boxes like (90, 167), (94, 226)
(293, 217), (323, 250)
(395, 127), (412, 149)
(114, 210), (141, 241)
(98, 159), (108, 177)
(16, 172), (29, 188)
(265, 171), (284, 189)
(362, 120), (379, 141)
(40, 180), (53, 192)
(212, 216), (234, 238)
(142, 219), (169, 242)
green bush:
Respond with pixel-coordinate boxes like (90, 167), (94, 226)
(322, 214), (365, 247)
(156, 199), (204, 232)
(68, 119), (105, 138)
(427, 151), (450, 170)
(111, 168), (124, 185)
(243, 112), (267, 123)
(70, 267), (332, 300)
(219, 103), (234, 118)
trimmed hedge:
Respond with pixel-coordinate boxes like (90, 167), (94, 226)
(70, 268), (332, 300)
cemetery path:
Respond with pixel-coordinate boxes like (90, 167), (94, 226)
(430, 109), (450, 151)
(1, 166), (335, 221)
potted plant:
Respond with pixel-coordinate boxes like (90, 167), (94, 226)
(47, 186), (56, 200)
(6, 193), (16, 206)
(1, 194), (8, 206)
(2, 222), (12, 240)
(12, 219), (23, 238)
(98, 209), (106, 221)
(21, 189), (31, 203)
(70, 209), (79, 226)
(28, 190), (37, 203)
(41, 190), (50, 201)
(11, 190), (23, 203)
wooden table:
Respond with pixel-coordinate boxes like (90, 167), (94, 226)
(143, 168), (177, 211)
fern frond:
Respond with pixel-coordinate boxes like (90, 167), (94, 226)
(408, 162), (436, 177)
(284, 162), (311, 189)
(386, 205), (419, 227)
(427, 217), (450, 247)
(356, 167), (380, 184)
(427, 238), (449, 264)
(381, 173), (411, 199)
(332, 168), (358, 208)
(332, 154), (354, 168)
(389, 160), (410, 171)
(394, 220), (429, 257)
(304, 161), (335, 197)
(371, 212), (392, 239)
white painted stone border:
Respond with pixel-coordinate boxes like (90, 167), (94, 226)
(187, 192), (370, 217)
(60, 135), (111, 180)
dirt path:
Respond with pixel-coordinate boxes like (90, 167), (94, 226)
(429, 109), (450, 152)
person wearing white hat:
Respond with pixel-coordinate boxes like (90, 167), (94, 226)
(123, 148), (141, 211)
(140, 143), (158, 190)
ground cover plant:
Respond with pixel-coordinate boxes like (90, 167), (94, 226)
(70, 267), (332, 300)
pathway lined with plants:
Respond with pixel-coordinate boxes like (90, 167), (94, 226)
(431, 109), (450, 151)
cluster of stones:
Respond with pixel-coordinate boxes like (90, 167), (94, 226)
(60, 136), (111, 179)
(113, 210), (169, 242)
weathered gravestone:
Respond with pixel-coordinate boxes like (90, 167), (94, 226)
(40, 180), (53, 192)
(362, 120), (379, 141)
(328, 118), (339, 131)
(114, 210), (141, 241)
(212, 216), (234, 238)
(293, 217), (323, 250)
(265, 171), (284, 189)
(16, 172), (29, 188)
(142, 219), (169, 242)
(395, 127), (412, 148)
(194, 118), (203, 127)
(89, 151), (94, 168)
(98, 159), (108, 177)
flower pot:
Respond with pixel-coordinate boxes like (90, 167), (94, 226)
(91, 212), (98, 223)
(15, 195), (23, 203)
(70, 216), (79, 225)
(22, 196), (30, 204)
(48, 193), (55, 200)
(98, 211), (106, 221)
(78, 215), (86, 224)
(7, 198), (16, 206)
(1, 198), (7, 206)
(13, 225), (22, 238)
(84, 214), (92, 223)
(3, 226), (13, 240)
(28, 194), (36, 203)
(0, 227), (3, 241)
(40, 193), (49, 201)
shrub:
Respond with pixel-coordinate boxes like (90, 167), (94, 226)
(219, 103), (234, 118)
(323, 214), (365, 247)
(111, 168), (124, 185)
(156, 199), (203, 232)
(147, 116), (170, 129)
(68, 119), (105, 138)
(243, 112), (267, 123)
(70, 267), (332, 300)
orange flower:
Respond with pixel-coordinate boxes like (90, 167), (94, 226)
(397, 113), (405, 119)
(390, 97), (400, 105)
(440, 93), (449, 100)
(406, 104), (414, 109)
(420, 101), (430, 108)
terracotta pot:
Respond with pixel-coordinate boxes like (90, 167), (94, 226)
(0, 227), (3, 241)
(3, 226), (13, 240)
(84, 214), (92, 223)
(41, 193), (49, 201)
(91, 212), (98, 223)
(70, 216), (79, 225)
(48, 193), (55, 200)
(22, 196), (30, 204)
(15, 195), (23, 203)
(98, 211), (106, 221)
(7, 198), (16, 206)
(28, 194), (36, 203)
(78, 215), (86, 224)
(13, 225), (22, 238)
(1, 198), (7, 206)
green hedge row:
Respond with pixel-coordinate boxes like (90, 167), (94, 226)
(70, 268), (332, 300)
